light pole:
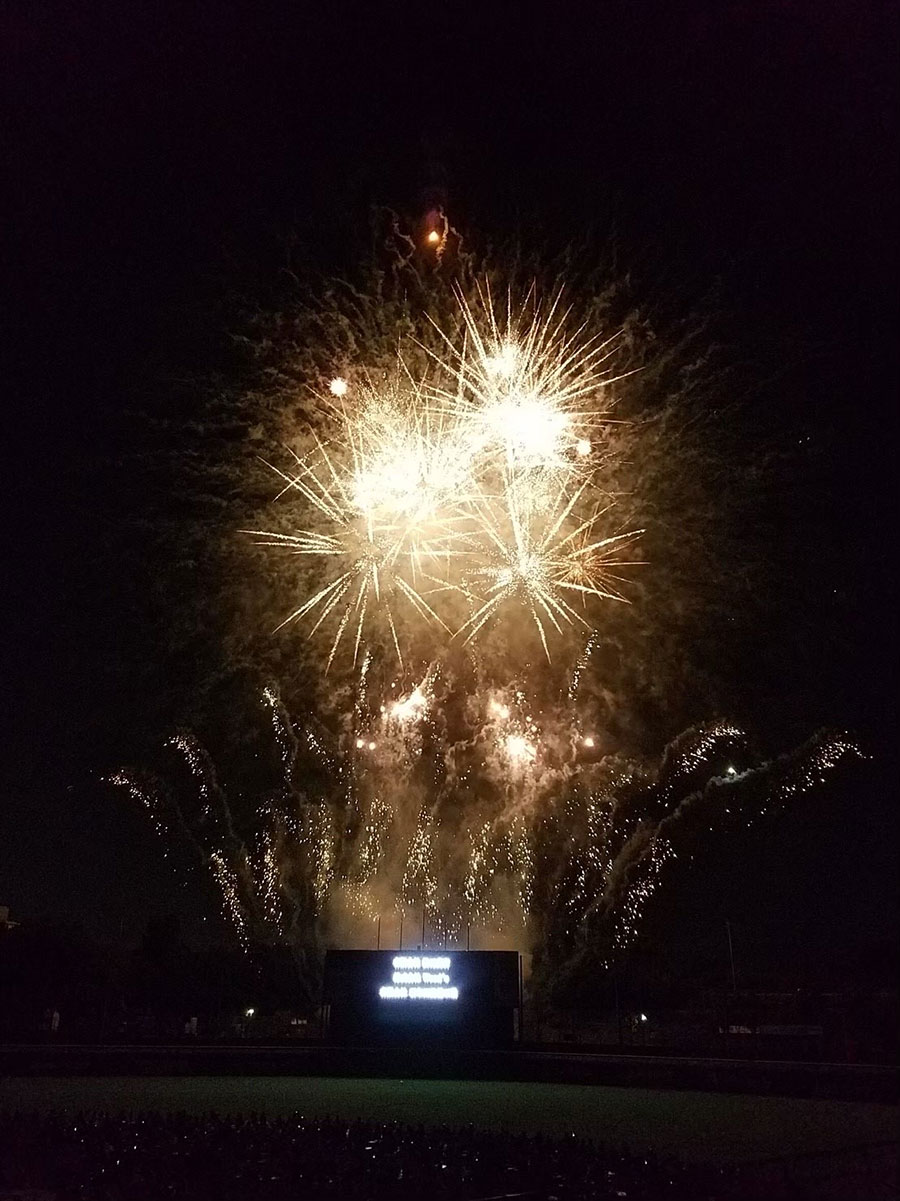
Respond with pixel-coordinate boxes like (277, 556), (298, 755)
(725, 919), (737, 992)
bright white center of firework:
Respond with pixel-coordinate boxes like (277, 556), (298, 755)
(505, 734), (536, 763)
(351, 442), (458, 521)
(484, 342), (518, 379)
(354, 468), (420, 517)
(576, 438), (591, 457)
(487, 394), (570, 459)
(390, 687), (427, 723)
(329, 377), (348, 397)
(517, 552), (546, 583)
(494, 551), (545, 593)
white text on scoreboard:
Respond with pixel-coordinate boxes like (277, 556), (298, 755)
(378, 955), (459, 1000)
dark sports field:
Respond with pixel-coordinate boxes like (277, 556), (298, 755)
(1, 1075), (895, 1168)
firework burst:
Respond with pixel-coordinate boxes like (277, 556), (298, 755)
(458, 478), (643, 659)
(248, 282), (642, 670)
(109, 233), (866, 985)
(428, 282), (632, 470)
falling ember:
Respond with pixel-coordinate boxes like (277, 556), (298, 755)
(329, 377), (349, 397)
(426, 230), (440, 245)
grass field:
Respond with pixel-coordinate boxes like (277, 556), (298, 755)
(1, 1075), (895, 1166)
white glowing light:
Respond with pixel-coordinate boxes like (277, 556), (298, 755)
(380, 955), (458, 1001)
(582, 735), (595, 748)
(250, 284), (642, 668)
(390, 687), (427, 724)
(356, 738), (365, 749)
(368, 741), (377, 751)
(486, 393), (571, 461)
(426, 230), (440, 245)
(245, 1007), (255, 1018)
(392, 956), (450, 969)
(505, 734), (537, 764)
(484, 341), (519, 379)
(391, 971), (450, 985)
(379, 985), (458, 1000)
(576, 438), (591, 457)
(489, 700), (510, 721)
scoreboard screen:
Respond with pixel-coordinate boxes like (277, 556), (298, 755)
(323, 949), (521, 1044)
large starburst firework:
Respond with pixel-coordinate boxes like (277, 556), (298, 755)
(247, 283), (642, 668)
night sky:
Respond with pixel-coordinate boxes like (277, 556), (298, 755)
(2, 2), (896, 968)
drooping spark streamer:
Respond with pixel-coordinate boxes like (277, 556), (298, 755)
(108, 686), (863, 971)
(104, 771), (167, 844)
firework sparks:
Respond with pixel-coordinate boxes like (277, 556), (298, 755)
(458, 479), (642, 659)
(428, 282), (633, 470)
(504, 733), (537, 765)
(108, 693), (862, 965)
(387, 685), (428, 724)
(108, 243), (868, 981)
(248, 282), (642, 668)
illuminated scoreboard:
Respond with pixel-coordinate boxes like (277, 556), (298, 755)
(379, 954), (458, 1000)
(323, 949), (521, 1045)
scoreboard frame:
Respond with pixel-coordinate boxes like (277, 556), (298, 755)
(323, 949), (522, 1046)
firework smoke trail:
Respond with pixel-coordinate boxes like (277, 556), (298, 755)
(107, 238), (867, 974)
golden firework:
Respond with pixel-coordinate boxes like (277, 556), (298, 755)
(249, 282), (642, 666)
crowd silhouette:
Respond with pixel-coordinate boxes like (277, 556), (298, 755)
(0, 1110), (735, 1199)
